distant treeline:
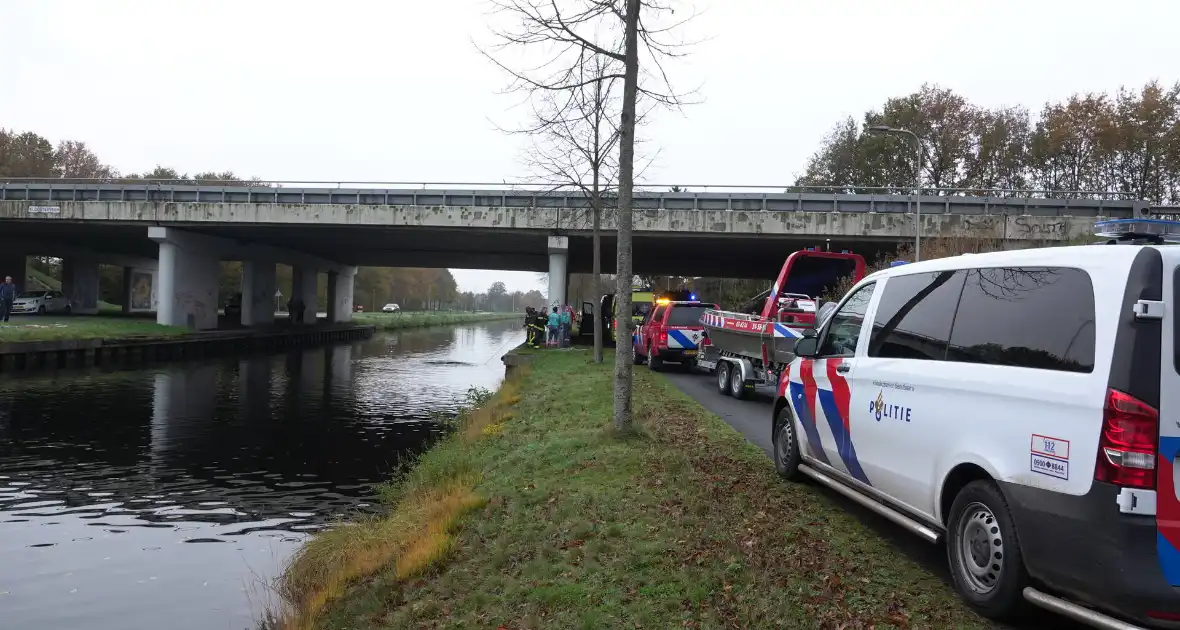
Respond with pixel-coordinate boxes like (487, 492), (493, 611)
(793, 81), (1180, 204)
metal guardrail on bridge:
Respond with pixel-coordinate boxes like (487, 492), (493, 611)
(0, 179), (1151, 218)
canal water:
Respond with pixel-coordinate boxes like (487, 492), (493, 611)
(0, 319), (524, 630)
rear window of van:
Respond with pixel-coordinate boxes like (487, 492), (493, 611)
(667, 305), (709, 327)
(868, 266), (1095, 373)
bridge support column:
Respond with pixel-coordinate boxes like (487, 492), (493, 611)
(61, 257), (100, 315)
(547, 236), (569, 308)
(327, 267), (356, 323)
(150, 228), (220, 330)
(241, 260), (277, 327)
(291, 265), (318, 325)
(0, 253), (27, 289)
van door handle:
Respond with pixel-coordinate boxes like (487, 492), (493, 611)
(835, 363), (851, 374)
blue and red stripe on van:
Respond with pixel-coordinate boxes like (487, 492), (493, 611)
(788, 358), (871, 486)
(1157, 436), (1180, 585)
(789, 360), (830, 465)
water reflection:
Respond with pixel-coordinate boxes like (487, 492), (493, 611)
(0, 320), (523, 630)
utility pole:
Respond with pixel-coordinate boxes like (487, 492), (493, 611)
(868, 125), (923, 261)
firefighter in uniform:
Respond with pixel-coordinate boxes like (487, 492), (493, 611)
(532, 308), (548, 348)
(525, 307), (544, 348)
(523, 307), (535, 347)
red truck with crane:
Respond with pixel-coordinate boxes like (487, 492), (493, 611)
(697, 248), (867, 399)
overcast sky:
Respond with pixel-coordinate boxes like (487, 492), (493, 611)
(3, 0), (1178, 293)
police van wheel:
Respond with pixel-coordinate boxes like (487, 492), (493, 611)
(647, 345), (662, 371)
(772, 407), (802, 481)
(632, 346), (644, 365)
(729, 364), (747, 400)
(946, 480), (1029, 620)
(716, 362), (731, 396)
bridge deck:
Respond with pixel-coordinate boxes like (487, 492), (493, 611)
(0, 182), (1149, 218)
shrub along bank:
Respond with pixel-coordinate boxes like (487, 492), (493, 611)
(272, 350), (989, 630)
(353, 311), (522, 331)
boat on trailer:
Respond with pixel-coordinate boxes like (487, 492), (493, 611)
(698, 248), (866, 399)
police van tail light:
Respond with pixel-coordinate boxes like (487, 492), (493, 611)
(1095, 388), (1158, 490)
(658, 331), (667, 347)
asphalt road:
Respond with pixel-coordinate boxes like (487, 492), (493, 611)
(658, 364), (1082, 630)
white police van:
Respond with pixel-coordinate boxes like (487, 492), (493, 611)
(772, 220), (1180, 629)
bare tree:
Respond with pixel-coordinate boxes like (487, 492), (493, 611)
(515, 55), (621, 363)
(482, 0), (697, 432)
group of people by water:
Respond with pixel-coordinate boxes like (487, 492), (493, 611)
(524, 304), (575, 349)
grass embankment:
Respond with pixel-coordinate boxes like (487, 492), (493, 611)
(353, 311), (523, 331)
(273, 350), (988, 630)
(0, 316), (187, 342)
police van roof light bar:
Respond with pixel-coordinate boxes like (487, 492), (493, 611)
(1094, 219), (1180, 245)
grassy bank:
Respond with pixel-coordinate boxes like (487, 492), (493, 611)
(0, 316), (187, 342)
(273, 350), (988, 630)
(353, 311), (523, 331)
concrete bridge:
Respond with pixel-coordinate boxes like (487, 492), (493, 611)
(0, 180), (1157, 330)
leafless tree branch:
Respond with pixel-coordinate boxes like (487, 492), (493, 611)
(481, 0), (698, 429)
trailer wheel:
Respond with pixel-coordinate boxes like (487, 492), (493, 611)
(729, 364), (748, 400)
(716, 361), (731, 396)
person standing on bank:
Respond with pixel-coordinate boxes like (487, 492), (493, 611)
(287, 296), (306, 324)
(559, 305), (572, 348)
(547, 306), (560, 348)
(0, 276), (15, 323)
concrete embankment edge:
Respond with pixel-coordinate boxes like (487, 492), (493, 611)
(0, 324), (376, 374)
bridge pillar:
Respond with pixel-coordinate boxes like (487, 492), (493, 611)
(291, 265), (318, 325)
(0, 252), (28, 291)
(327, 267), (356, 323)
(241, 260), (277, 327)
(547, 236), (569, 308)
(151, 229), (220, 330)
(61, 257), (100, 315)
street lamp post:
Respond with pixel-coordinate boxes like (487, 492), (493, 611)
(869, 125), (923, 261)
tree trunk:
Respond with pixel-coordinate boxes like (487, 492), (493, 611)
(612, 0), (640, 433)
(591, 62), (606, 365)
